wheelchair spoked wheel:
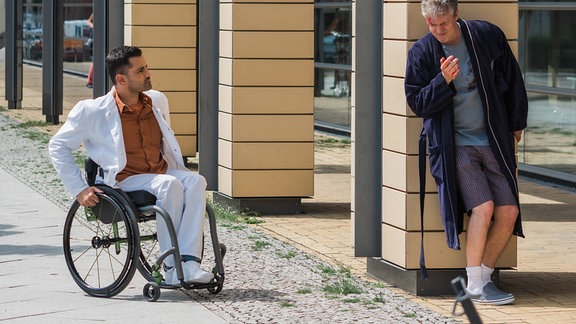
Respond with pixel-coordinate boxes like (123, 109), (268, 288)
(62, 188), (140, 298)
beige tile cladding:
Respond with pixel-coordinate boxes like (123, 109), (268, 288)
(218, 1), (314, 198)
(124, 1), (198, 156)
(379, 0), (520, 268)
(381, 225), (517, 269)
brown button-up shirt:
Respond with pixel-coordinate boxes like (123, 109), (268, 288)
(114, 91), (168, 182)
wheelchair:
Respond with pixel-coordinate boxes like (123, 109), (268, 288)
(62, 159), (226, 302)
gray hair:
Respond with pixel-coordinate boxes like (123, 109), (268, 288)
(421, 0), (458, 18)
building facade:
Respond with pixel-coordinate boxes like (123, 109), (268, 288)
(7, 0), (576, 294)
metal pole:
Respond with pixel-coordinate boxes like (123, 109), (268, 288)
(197, 0), (219, 190)
(5, 0), (23, 109)
(42, 0), (63, 125)
(451, 276), (483, 324)
(353, 1), (383, 256)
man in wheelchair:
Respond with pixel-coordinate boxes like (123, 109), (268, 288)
(49, 45), (213, 285)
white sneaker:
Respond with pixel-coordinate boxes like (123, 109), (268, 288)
(182, 261), (213, 284)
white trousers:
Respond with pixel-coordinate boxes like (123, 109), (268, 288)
(116, 168), (207, 267)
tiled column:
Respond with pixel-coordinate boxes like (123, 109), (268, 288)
(215, 0), (314, 214)
(366, 0), (519, 295)
(124, 0), (198, 156)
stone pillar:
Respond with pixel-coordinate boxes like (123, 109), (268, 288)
(215, 0), (314, 215)
(124, 0), (199, 157)
(366, 0), (519, 295)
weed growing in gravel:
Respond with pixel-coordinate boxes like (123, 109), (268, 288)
(372, 281), (388, 289)
(211, 203), (264, 226)
(279, 301), (296, 308)
(342, 297), (361, 303)
(21, 130), (50, 144)
(277, 250), (297, 259)
(14, 120), (51, 128)
(372, 295), (386, 304)
(323, 277), (364, 295)
(251, 240), (272, 251)
(318, 264), (338, 277)
(315, 137), (351, 146)
(318, 264), (364, 296)
(296, 287), (312, 294)
(73, 151), (87, 169)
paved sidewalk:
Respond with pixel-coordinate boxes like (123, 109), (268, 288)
(257, 173), (576, 323)
(0, 167), (227, 323)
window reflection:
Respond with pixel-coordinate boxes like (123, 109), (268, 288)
(520, 93), (576, 174)
(22, 0), (93, 75)
(314, 2), (352, 134)
(519, 10), (576, 90)
(518, 6), (576, 176)
(314, 68), (351, 128)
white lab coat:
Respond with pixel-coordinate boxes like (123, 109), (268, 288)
(48, 88), (188, 198)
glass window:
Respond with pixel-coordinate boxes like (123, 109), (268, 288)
(23, 0), (93, 76)
(518, 4), (576, 177)
(314, 1), (352, 135)
(519, 92), (576, 174)
(519, 9), (576, 90)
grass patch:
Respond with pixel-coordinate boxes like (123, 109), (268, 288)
(315, 137), (351, 145)
(323, 277), (364, 295)
(372, 295), (386, 304)
(279, 301), (296, 308)
(318, 264), (338, 277)
(20, 130), (50, 144)
(211, 203), (264, 225)
(73, 151), (87, 168)
(342, 297), (361, 303)
(296, 287), (312, 294)
(277, 250), (297, 259)
(372, 281), (388, 289)
(14, 120), (51, 128)
(319, 265), (364, 296)
(251, 240), (272, 251)
(212, 204), (242, 223)
(318, 265), (352, 279)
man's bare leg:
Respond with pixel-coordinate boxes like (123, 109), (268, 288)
(481, 205), (518, 268)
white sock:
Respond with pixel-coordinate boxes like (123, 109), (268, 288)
(466, 266), (483, 294)
(481, 263), (494, 286)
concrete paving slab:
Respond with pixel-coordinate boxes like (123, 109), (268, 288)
(0, 167), (227, 323)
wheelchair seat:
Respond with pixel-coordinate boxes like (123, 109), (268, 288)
(125, 190), (157, 208)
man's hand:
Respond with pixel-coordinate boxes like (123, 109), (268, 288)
(440, 55), (460, 84)
(514, 130), (523, 142)
(76, 186), (104, 207)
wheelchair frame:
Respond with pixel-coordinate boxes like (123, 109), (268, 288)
(62, 159), (226, 302)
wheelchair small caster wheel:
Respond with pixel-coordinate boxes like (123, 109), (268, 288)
(143, 282), (161, 302)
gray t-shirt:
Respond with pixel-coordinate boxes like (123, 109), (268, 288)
(442, 37), (489, 146)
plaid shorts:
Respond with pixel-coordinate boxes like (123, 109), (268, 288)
(455, 146), (517, 211)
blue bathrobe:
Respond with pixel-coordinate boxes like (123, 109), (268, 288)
(404, 19), (528, 251)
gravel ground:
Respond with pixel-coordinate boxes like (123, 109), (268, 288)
(0, 111), (460, 323)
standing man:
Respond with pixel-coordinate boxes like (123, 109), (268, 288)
(49, 46), (213, 285)
(404, 0), (528, 305)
